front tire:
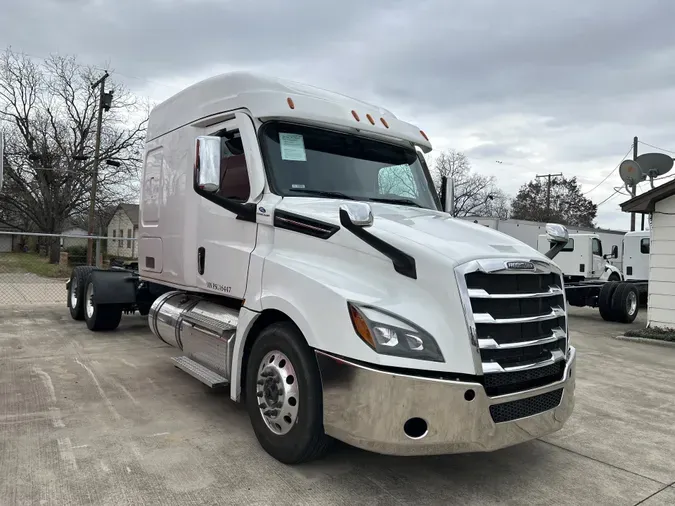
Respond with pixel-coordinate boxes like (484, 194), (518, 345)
(83, 276), (123, 331)
(611, 283), (640, 324)
(598, 281), (620, 321)
(607, 272), (621, 282)
(245, 321), (332, 464)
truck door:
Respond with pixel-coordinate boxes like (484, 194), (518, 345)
(194, 117), (259, 299)
(591, 237), (603, 278)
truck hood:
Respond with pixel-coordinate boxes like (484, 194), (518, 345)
(276, 197), (549, 266)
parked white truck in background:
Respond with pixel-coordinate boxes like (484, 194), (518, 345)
(537, 230), (650, 323)
(622, 230), (650, 281)
(65, 72), (576, 464)
(535, 233), (622, 282)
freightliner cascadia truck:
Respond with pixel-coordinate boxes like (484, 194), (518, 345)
(66, 72), (576, 464)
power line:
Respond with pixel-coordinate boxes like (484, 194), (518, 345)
(596, 189), (622, 206)
(582, 144), (633, 195)
(637, 140), (675, 154)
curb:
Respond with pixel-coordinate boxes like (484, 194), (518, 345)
(614, 335), (675, 349)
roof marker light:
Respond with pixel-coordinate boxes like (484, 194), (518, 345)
(287, 97), (295, 109)
(420, 130), (429, 141)
(380, 117), (389, 128)
(351, 110), (361, 122)
(366, 114), (375, 125)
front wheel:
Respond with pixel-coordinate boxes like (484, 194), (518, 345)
(83, 277), (123, 331)
(245, 321), (332, 464)
(607, 272), (621, 282)
(611, 283), (640, 324)
(598, 281), (620, 321)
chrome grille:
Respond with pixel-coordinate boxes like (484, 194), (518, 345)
(456, 258), (568, 394)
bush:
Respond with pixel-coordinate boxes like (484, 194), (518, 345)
(624, 326), (675, 342)
(66, 245), (88, 266)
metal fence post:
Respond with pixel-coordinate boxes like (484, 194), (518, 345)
(96, 226), (102, 268)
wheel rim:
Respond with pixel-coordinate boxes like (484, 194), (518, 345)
(627, 291), (637, 315)
(85, 282), (95, 319)
(256, 350), (299, 435)
(70, 277), (78, 308)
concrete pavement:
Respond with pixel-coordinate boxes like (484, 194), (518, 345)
(0, 305), (673, 505)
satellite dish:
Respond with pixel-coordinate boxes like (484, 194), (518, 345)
(619, 159), (645, 186)
(636, 152), (673, 188)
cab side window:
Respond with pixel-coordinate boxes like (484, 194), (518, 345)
(592, 238), (602, 256)
(640, 238), (650, 254)
(213, 129), (250, 202)
(560, 238), (574, 252)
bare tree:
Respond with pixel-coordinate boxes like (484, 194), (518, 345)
(378, 164), (418, 198)
(0, 49), (147, 262)
(428, 149), (509, 218)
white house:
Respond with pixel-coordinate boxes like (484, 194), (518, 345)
(0, 224), (20, 253)
(107, 203), (139, 259)
(621, 180), (675, 329)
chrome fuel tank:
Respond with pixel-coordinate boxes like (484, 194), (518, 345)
(149, 291), (239, 380)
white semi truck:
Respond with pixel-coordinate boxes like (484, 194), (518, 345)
(65, 72), (576, 464)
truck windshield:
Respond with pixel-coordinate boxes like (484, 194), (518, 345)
(260, 121), (440, 210)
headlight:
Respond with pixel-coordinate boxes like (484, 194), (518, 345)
(347, 303), (444, 362)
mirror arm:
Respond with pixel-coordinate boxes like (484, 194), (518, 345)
(545, 242), (566, 260)
(194, 187), (257, 223)
(339, 208), (417, 279)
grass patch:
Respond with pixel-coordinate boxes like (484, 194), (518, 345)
(624, 326), (675, 342)
(0, 252), (72, 278)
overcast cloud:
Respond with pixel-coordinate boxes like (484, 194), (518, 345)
(4, 0), (675, 229)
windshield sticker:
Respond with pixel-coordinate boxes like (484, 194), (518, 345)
(291, 184), (306, 189)
(279, 133), (307, 161)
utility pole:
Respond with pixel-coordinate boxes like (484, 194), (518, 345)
(630, 136), (639, 232)
(87, 71), (110, 265)
(536, 173), (563, 221)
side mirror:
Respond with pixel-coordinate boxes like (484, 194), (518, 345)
(195, 136), (221, 193)
(544, 223), (569, 260)
(611, 245), (618, 258)
(440, 175), (454, 215)
(339, 202), (373, 227)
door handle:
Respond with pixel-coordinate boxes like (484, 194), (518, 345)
(198, 247), (205, 275)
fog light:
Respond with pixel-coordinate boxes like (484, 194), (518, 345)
(403, 417), (428, 439)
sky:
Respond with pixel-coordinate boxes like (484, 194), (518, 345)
(3, 0), (675, 230)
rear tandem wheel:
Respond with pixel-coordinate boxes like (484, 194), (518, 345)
(82, 274), (123, 331)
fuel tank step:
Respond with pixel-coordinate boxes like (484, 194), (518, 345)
(171, 356), (229, 388)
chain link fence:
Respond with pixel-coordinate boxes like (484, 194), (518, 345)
(0, 231), (138, 307)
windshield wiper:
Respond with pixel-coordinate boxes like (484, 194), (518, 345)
(288, 188), (355, 200)
(367, 197), (423, 208)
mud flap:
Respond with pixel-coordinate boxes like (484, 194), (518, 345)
(90, 269), (138, 305)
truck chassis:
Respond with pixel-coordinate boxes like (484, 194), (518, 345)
(563, 278), (648, 323)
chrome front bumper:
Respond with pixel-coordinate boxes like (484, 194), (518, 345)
(315, 346), (576, 456)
